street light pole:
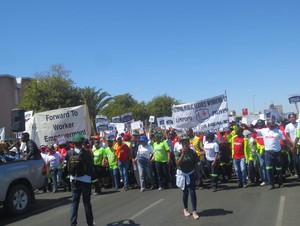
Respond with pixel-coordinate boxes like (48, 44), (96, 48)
(253, 95), (256, 113)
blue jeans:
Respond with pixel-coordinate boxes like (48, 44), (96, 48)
(109, 168), (119, 188)
(233, 158), (247, 185)
(118, 160), (129, 187)
(50, 168), (67, 191)
(137, 158), (154, 189)
(257, 153), (268, 183)
(182, 172), (197, 211)
(70, 180), (94, 226)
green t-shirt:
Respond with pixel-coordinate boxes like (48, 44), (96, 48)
(93, 147), (104, 166)
(175, 148), (199, 173)
(152, 141), (170, 163)
(103, 147), (118, 170)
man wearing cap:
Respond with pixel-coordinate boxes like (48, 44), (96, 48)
(136, 135), (155, 192)
(151, 132), (171, 190)
(70, 134), (95, 226)
(115, 135), (131, 191)
(203, 132), (219, 192)
(92, 140), (105, 195)
(243, 120), (290, 190)
(103, 139), (120, 189)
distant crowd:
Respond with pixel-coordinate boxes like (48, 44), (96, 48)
(1, 112), (300, 193)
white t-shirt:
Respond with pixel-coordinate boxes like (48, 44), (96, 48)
(48, 152), (62, 168)
(203, 141), (219, 161)
(173, 142), (182, 153)
(256, 128), (285, 152)
(285, 122), (300, 144)
(137, 144), (153, 160)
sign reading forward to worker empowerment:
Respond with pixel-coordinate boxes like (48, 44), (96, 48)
(27, 105), (91, 146)
(172, 94), (229, 133)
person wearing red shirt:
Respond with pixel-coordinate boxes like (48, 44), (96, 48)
(115, 135), (131, 191)
(232, 127), (252, 188)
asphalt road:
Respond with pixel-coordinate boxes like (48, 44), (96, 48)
(1, 176), (300, 226)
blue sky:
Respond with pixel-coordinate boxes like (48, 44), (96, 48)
(1, 0), (299, 114)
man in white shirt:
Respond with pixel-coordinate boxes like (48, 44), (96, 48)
(243, 120), (290, 190)
(285, 113), (300, 181)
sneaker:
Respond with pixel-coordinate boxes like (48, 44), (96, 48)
(260, 182), (266, 186)
(278, 184), (284, 188)
(158, 187), (163, 191)
(243, 184), (248, 188)
(183, 209), (191, 217)
(123, 186), (129, 191)
(140, 188), (145, 192)
(193, 211), (199, 220)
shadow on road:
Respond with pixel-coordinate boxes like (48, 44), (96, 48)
(200, 208), (233, 217)
(0, 194), (71, 225)
(107, 219), (140, 226)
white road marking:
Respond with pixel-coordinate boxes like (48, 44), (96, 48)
(275, 196), (285, 226)
(127, 198), (164, 220)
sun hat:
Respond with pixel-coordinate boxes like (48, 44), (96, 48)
(139, 135), (149, 143)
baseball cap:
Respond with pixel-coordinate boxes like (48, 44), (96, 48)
(72, 134), (85, 143)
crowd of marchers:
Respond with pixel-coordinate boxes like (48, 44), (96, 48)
(1, 113), (300, 219)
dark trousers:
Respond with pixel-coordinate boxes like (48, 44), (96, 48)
(70, 180), (94, 226)
(154, 161), (170, 189)
(265, 151), (283, 187)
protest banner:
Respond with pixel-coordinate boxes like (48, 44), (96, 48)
(156, 116), (174, 129)
(26, 105), (91, 146)
(96, 115), (109, 132)
(172, 94), (229, 133)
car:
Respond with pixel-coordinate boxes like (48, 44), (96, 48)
(0, 158), (45, 215)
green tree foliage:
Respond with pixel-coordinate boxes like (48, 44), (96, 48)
(80, 87), (113, 135)
(102, 93), (148, 121)
(146, 94), (180, 117)
(20, 64), (81, 112)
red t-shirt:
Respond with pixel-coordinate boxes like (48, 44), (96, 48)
(115, 143), (130, 162)
(233, 137), (245, 159)
(252, 133), (264, 146)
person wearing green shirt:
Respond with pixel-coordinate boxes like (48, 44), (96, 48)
(92, 140), (105, 194)
(103, 139), (119, 189)
(151, 132), (171, 190)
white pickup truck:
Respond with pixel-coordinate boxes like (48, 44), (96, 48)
(0, 157), (45, 215)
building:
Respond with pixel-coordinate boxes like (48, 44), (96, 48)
(274, 105), (284, 115)
(0, 74), (31, 139)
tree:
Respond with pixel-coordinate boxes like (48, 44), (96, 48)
(102, 93), (145, 120)
(80, 87), (113, 135)
(147, 94), (180, 118)
(19, 64), (81, 112)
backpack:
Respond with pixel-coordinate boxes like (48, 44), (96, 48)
(68, 150), (86, 177)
